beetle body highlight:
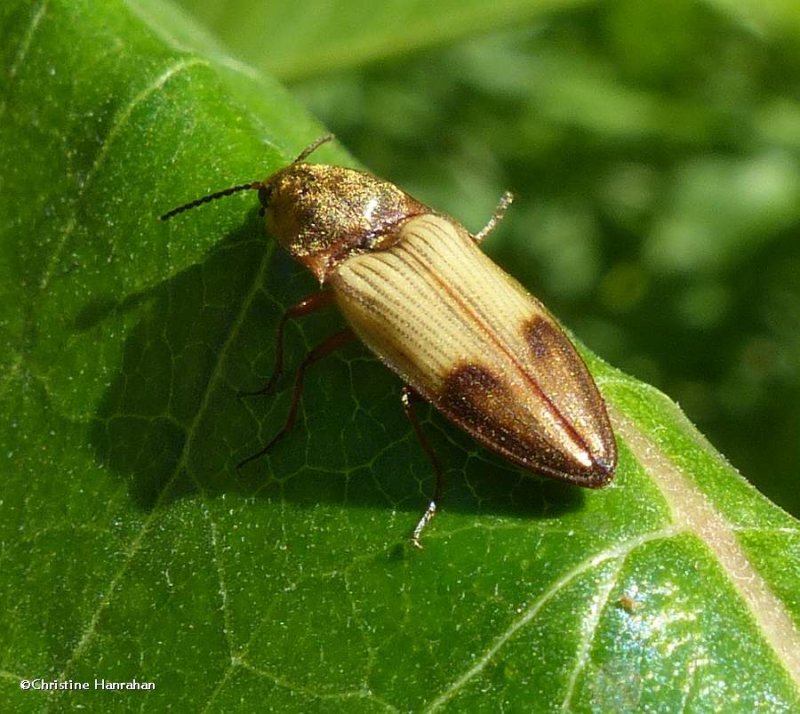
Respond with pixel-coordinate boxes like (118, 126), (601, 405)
(162, 137), (617, 543)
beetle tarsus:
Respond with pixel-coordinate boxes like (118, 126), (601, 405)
(237, 376), (280, 399)
(474, 191), (514, 244)
(410, 500), (438, 549)
(235, 434), (282, 470)
(401, 385), (445, 547)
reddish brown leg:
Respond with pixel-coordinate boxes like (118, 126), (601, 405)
(239, 291), (336, 397)
(401, 385), (445, 548)
(237, 327), (355, 469)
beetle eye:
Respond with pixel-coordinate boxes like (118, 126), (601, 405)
(258, 184), (272, 208)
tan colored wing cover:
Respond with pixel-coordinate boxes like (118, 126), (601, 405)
(329, 214), (615, 485)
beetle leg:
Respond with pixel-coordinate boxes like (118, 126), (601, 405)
(239, 290), (336, 397)
(237, 327), (355, 469)
(473, 191), (514, 244)
(401, 385), (445, 548)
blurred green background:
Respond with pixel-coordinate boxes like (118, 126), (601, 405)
(172, 0), (800, 516)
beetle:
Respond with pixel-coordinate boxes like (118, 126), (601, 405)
(161, 135), (617, 546)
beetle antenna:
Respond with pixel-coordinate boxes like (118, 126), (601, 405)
(159, 135), (334, 221)
(159, 181), (262, 221)
(294, 134), (335, 163)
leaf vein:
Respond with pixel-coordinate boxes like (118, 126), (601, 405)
(39, 56), (209, 292)
(424, 526), (681, 712)
(53, 197), (277, 690)
(8, 0), (47, 81)
(559, 560), (624, 711)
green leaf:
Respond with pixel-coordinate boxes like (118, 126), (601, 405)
(2, 1), (800, 712)
(172, 0), (592, 80)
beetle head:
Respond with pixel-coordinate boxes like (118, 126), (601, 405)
(259, 163), (427, 283)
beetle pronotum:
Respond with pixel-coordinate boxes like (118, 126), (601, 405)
(161, 135), (617, 547)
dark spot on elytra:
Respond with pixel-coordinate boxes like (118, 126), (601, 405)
(439, 364), (532, 461)
(437, 360), (611, 483)
(440, 364), (503, 414)
(524, 315), (564, 360)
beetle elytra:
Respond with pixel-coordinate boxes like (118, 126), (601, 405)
(161, 136), (617, 547)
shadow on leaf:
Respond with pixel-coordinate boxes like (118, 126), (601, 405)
(88, 212), (585, 528)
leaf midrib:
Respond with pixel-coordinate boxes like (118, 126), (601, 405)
(608, 391), (800, 687)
